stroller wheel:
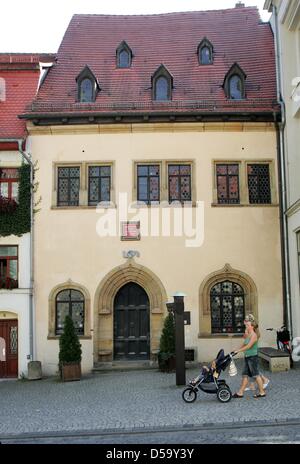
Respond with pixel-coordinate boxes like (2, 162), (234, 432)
(217, 387), (232, 403)
(182, 387), (197, 403)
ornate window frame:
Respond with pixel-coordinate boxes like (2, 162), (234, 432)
(48, 280), (91, 339)
(76, 65), (100, 103)
(152, 65), (173, 101)
(199, 264), (258, 338)
(116, 41), (133, 68)
(197, 38), (214, 65)
(223, 63), (247, 100)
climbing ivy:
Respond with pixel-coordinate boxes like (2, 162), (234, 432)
(0, 164), (31, 237)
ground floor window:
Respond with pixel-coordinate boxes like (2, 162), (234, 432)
(55, 289), (84, 335)
(210, 280), (245, 334)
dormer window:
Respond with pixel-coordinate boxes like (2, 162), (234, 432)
(0, 78), (5, 102)
(116, 41), (133, 68)
(224, 63), (246, 100)
(152, 65), (173, 101)
(198, 38), (214, 65)
(76, 66), (100, 103)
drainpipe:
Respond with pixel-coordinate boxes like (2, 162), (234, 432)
(272, 4), (293, 334)
(0, 138), (35, 360)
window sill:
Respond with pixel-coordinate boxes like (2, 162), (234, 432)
(47, 335), (92, 340)
(51, 205), (117, 210)
(211, 203), (279, 208)
(198, 333), (244, 339)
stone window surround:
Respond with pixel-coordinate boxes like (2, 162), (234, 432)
(52, 161), (115, 208)
(212, 159), (277, 206)
(48, 280), (91, 339)
(132, 159), (196, 206)
(198, 263), (258, 339)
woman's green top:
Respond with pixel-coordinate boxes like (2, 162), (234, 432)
(244, 337), (258, 357)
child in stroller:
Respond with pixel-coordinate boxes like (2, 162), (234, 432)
(182, 350), (237, 404)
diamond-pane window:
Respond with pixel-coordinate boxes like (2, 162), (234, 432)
(88, 166), (111, 206)
(57, 167), (80, 207)
(168, 165), (191, 203)
(137, 165), (160, 205)
(210, 281), (245, 334)
(55, 289), (84, 336)
(10, 326), (18, 355)
(216, 164), (240, 204)
(248, 164), (271, 204)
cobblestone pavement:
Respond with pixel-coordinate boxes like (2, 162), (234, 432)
(0, 361), (300, 438)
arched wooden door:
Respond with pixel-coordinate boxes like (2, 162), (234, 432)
(114, 283), (150, 361)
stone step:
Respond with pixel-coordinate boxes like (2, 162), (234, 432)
(92, 361), (158, 373)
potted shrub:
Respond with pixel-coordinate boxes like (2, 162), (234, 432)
(59, 315), (82, 381)
(158, 312), (176, 372)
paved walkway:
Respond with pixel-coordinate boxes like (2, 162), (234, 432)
(0, 361), (300, 437)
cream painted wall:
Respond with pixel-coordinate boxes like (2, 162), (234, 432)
(29, 124), (283, 374)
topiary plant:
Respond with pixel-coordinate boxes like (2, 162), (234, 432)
(59, 315), (82, 374)
(158, 312), (176, 372)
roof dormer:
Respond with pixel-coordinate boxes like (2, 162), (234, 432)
(76, 66), (100, 103)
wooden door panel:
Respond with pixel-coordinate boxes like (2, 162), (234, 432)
(0, 320), (18, 378)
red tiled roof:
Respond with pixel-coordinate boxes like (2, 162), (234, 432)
(24, 7), (278, 118)
(0, 54), (55, 138)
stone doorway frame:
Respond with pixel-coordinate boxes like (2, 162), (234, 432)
(94, 260), (168, 364)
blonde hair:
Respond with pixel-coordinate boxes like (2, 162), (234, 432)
(251, 321), (260, 339)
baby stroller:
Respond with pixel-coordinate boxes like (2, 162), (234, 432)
(182, 350), (237, 404)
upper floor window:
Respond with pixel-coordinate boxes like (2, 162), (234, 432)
(168, 164), (192, 203)
(76, 66), (100, 103)
(224, 63), (246, 100)
(198, 38), (214, 65)
(0, 168), (19, 201)
(216, 164), (240, 205)
(211, 281), (245, 334)
(57, 167), (80, 207)
(0, 77), (6, 102)
(0, 246), (18, 290)
(152, 65), (173, 101)
(55, 289), (84, 336)
(88, 166), (111, 206)
(247, 164), (271, 204)
(137, 165), (160, 205)
(116, 41), (133, 68)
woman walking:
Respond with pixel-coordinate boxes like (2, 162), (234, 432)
(233, 316), (267, 399)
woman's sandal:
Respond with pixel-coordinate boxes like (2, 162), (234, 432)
(253, 393), (266, 398)
(233, 393), (244, 398)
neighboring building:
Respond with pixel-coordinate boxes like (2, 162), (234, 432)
(21, 6), (284, 375)
(264, 0), (300, 339)
(0, 53), (54, 378)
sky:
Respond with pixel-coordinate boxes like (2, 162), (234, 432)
(1, 0), (270, 53)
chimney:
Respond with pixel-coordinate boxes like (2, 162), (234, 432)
(235, 1), (245, 7)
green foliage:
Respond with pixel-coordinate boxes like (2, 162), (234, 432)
(58, 315), (82, 366)
(0, 164), (31, 237)
(159, 312), (175, 358)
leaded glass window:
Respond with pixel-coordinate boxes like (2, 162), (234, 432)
(168, 165), (192, 203)
(57, 167), (80, 207)
(210, 281), (245, 334)
(80, 78), (93, 103)
(0, 168), (19, 201)
(55, 289), (84, 335)
(248, 164), (271, 204)
(155, 76), (169, 101)
(229, 75), (243, 100)
(216, 164), (240, 204)
(88, 166), (111, 206)
(0, 246), (18, 289)
(10, 326), (18, 355)
(137, 165), (160, 204)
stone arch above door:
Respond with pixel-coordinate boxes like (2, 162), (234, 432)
(199, 263), (258, 338)
(94, 260), (168, 364)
